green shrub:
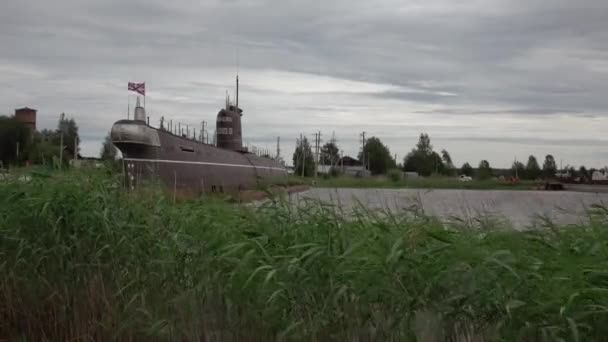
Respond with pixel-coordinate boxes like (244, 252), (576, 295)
(329, 166), (340, 177)
(388, 168), (402, 182)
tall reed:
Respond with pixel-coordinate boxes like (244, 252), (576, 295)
(1, 170), (608, 341)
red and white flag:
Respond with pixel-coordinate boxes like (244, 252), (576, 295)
(128, 82), (145, 96)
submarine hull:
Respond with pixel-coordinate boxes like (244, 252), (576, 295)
(111, 120), (287, 193)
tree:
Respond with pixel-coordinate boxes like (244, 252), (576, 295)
(403, 133), (446, 176)
(543, 154), (557, 178)
(512, 161), (525, 178)
(416, 133), (433, 155)
(566, 165), (576, 177)
(525, 155), (541, 180)
(579, 166), (589, 180)
(441, 149), (455, 176)
(460, 162), (473, 177)
(100, 132), (117, 161)
(358, 136), (395, 175)
(292, 136), (314, 177)
(403, 150), (423, 174)
(320, 141), (339, 165)
(431, 151), (445, 175)
(54, 113), (80, 159)
(0, 116), (30, 166)
(441, 149), (453, 166)
(477, 160), (492, 180)
(29, 138), (60, 165)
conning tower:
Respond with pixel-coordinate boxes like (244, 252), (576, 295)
(216, 75), (243, 151)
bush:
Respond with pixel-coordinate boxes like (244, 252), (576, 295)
(329, 166), (340, 177)
(388, 168), (402, 182)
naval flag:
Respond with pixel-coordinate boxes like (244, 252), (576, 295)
(128, 82), (146, 96)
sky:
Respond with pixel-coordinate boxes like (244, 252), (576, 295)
(1, 0), (608, 168)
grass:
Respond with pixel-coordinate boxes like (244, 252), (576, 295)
(1, 170), (608, 340)
(293, 175), (538, 190)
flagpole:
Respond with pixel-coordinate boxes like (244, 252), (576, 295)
(127, 95), (130, 120)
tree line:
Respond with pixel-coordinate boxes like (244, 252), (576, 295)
(0, 115), (595, 180)
(292, 132), (596, 180)
(0, 110), (123, 169)
(0, 113), (82, 167)
(292, 135), (397, 177)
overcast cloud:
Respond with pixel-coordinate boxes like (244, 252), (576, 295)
(1, 0), (608, 168)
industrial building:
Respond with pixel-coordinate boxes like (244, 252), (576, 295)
(14, 107), (37, 132)
(336, 156), (370, 177)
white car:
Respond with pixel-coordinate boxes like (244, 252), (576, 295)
(459, 175), (473, 182)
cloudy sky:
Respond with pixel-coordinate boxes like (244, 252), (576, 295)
(2, 0), (608, 168)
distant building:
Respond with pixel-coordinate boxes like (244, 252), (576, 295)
(404, 171), (419, 179)
(14, 107), (37, 132)
(592, 169), (608, 182)
(337, 156), (370, 177)
(70, 156), (103, 169)
(316, 164), (333, 175)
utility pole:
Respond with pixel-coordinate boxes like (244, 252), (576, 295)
(329, 131), (338, 166)
(319, 136), (323, 166)
(74, 136), (78, 161)
(276, 136), (280, 160)
(314, 132), (318, 178)
(201, 121), (206, 143)
(59, 132), (63, 168)
(313, 131), (321, 178)
(360, 131), (366, 169)
(300, 133), (305, 177)
(59, 113), (65, 168)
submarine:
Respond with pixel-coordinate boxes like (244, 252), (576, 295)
(111, 76), (288, 194)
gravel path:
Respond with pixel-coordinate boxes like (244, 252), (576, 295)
(288, 188), (608, 229)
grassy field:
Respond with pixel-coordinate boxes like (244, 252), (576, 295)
(291, 175), (539, 190)
(2, 170), (608, 340)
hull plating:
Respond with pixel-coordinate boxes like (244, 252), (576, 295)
(112, 120), (287, 193)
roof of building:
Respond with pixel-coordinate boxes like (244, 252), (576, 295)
(338, 156), (362, 166)
(15, 107), (37, 111)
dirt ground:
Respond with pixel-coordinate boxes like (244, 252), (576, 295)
(289, 188), (608, 229)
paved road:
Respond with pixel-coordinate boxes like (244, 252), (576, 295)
(289, 188), (608, 229)
(565, 184), (608, 193)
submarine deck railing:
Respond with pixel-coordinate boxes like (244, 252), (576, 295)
(143, 117), (280, 160)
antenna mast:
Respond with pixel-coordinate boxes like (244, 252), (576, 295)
(236, 74), (239, 111)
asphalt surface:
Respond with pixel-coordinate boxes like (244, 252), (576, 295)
(289, 188), (608, 229)
(564, 184), (608, 193)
